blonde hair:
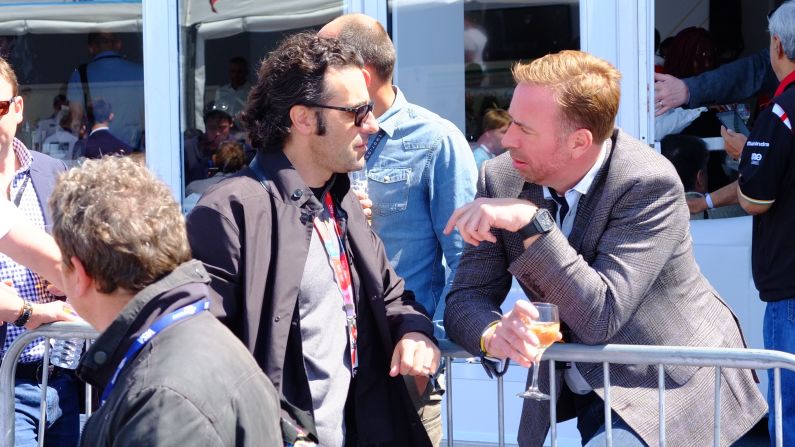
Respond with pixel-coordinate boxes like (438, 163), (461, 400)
(50, 157), (191, 294)
(0, 57), (19, 96)
(512, 50), (621, 142)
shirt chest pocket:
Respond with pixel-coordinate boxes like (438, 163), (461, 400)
(368, 167), (411, 216)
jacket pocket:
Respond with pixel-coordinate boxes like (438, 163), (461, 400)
(369, 167), (411, 216)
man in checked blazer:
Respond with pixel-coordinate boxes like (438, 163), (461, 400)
(443, 50), (767, 446)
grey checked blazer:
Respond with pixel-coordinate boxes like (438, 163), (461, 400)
(444, 129), (766, 446)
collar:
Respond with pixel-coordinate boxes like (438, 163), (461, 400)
(375, 86), (408, 138)
(92, 50), (123, 62)
(543, 139), (609, 201)
(77, 260), (211, 388)
(89, 126), (110, 137)
(11, 138), (32, 175)
(249, 151), (350, 213)
(775, 69), (795, 97)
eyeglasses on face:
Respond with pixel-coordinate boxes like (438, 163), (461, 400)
(0, 97), (18, 117)
(306, 101), (374, 127)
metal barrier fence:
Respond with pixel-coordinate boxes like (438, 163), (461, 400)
(439, 339), (795, 447)
(0, 322), (98, 447)
(4, 325), (795, 447)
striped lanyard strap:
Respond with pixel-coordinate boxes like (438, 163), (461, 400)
(313, 192), (358, 376)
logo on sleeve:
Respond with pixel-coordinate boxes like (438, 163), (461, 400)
(750, 152), (763, 165)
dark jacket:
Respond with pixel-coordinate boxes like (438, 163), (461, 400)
(186, 151), (435, 446)
(75, 128), (133, 159)
(77, 260), (281, 446)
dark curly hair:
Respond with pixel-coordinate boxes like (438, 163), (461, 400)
(242, 32), (364, 152)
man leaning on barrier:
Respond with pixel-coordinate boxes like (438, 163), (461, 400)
(49, 156), (281, 445)
(443, 50), (767, 446)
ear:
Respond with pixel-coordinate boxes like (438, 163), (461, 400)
(362, 67), (373, 88)
(13, 96), (23, 126)
(69, 256), (94, 298)
(695, 168), (708, 192)
(774, 35), (785, 59)
(568, 128), (594, 158)
(288, 104), (316, 136)
(108, 112), (114, 123)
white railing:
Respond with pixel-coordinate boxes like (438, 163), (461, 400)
(439, 339), (795, 447)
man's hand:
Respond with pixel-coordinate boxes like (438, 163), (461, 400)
(482, 300), (561, 368)
(721, 125), (748, 160)
(687, 195), (708, 214)
(654, 73), (689, 116)
(27, 301), (80, 330)
(352, 189), (373, 219)
(389, 332), (440, 377)
(443, 198), (538, 246)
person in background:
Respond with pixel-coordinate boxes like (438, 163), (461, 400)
(66, 32), (144, 150)
(0, 56), (80, 447)
(187, 32), (438, 447)
(71, 98), (131, 159)
(36, 94), (68, 140)
(732, 3), (795, 443)
(42, 113), (78, 160)
(472, 107), (511, 170)
(183, 104), (232, 186)
(185, 140), (245, 197)
(214, 56), (251, 124)
(50, 156), (281, 446)
(319, 15), (478, 446)
(443, 49), (766, 447)
(660, 133), (745, 219)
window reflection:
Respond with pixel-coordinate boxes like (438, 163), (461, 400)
(462, 2), (579, 142)
(0, 1), (144, 166)
(179, 0), (344, 202)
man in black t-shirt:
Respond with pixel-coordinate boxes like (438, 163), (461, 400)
(736, 3), (795, 445)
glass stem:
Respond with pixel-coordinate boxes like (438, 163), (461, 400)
(530, 348), (545, 390)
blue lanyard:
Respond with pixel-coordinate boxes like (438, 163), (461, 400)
(100, 299), (210, 405)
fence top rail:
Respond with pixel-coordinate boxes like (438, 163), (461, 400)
(438, 339), (795, 371)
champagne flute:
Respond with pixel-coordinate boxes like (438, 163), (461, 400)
(349, 166), (371, 224)
(517, 302), (560, 400)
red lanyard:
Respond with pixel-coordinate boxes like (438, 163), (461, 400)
(313, 192), (358, 376)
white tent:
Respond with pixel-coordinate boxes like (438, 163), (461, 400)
(0, 2), (142, 34)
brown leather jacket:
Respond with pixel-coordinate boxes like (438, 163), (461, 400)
(186, 151), (435, 446)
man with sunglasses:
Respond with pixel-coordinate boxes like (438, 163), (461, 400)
(319, 16), (477, 445)
(0, 57), (81, 447)
(186, 32), (438, 447)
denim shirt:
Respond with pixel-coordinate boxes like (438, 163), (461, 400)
(366, 87), (477, 319)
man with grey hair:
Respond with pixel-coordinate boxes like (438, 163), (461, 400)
(733, 2), (795, 443)
(51, 156), (281, 445)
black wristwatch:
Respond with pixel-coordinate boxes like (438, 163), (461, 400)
(516, 208), (554, 239)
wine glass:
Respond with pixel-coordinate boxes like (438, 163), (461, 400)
(517, 302), (560, 400)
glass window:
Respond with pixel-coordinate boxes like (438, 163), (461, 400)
(0, 1), (145, 166)
(389, 0), (579, 144)
(179, 0), (345, 205)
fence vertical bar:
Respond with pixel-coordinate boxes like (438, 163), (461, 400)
(497, 374), (505, 447)
(549, 360), (557, 447)
(774, 368), (782, 447)
(37, 339), (52, 447)
(658, 364), (666, 447)
(85, 339), (93, 418)
(713, 367), (722, 447)
(445, 357), (453, 447)
(603, 362), (612, 447)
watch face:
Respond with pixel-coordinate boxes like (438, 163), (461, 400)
(536, 209), (555, 232)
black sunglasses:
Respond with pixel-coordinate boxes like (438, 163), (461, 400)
(306, 101), (374, 127)
(0, 97), (17, 117)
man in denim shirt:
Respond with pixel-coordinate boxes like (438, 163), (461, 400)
(320, 14), (477, 446)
